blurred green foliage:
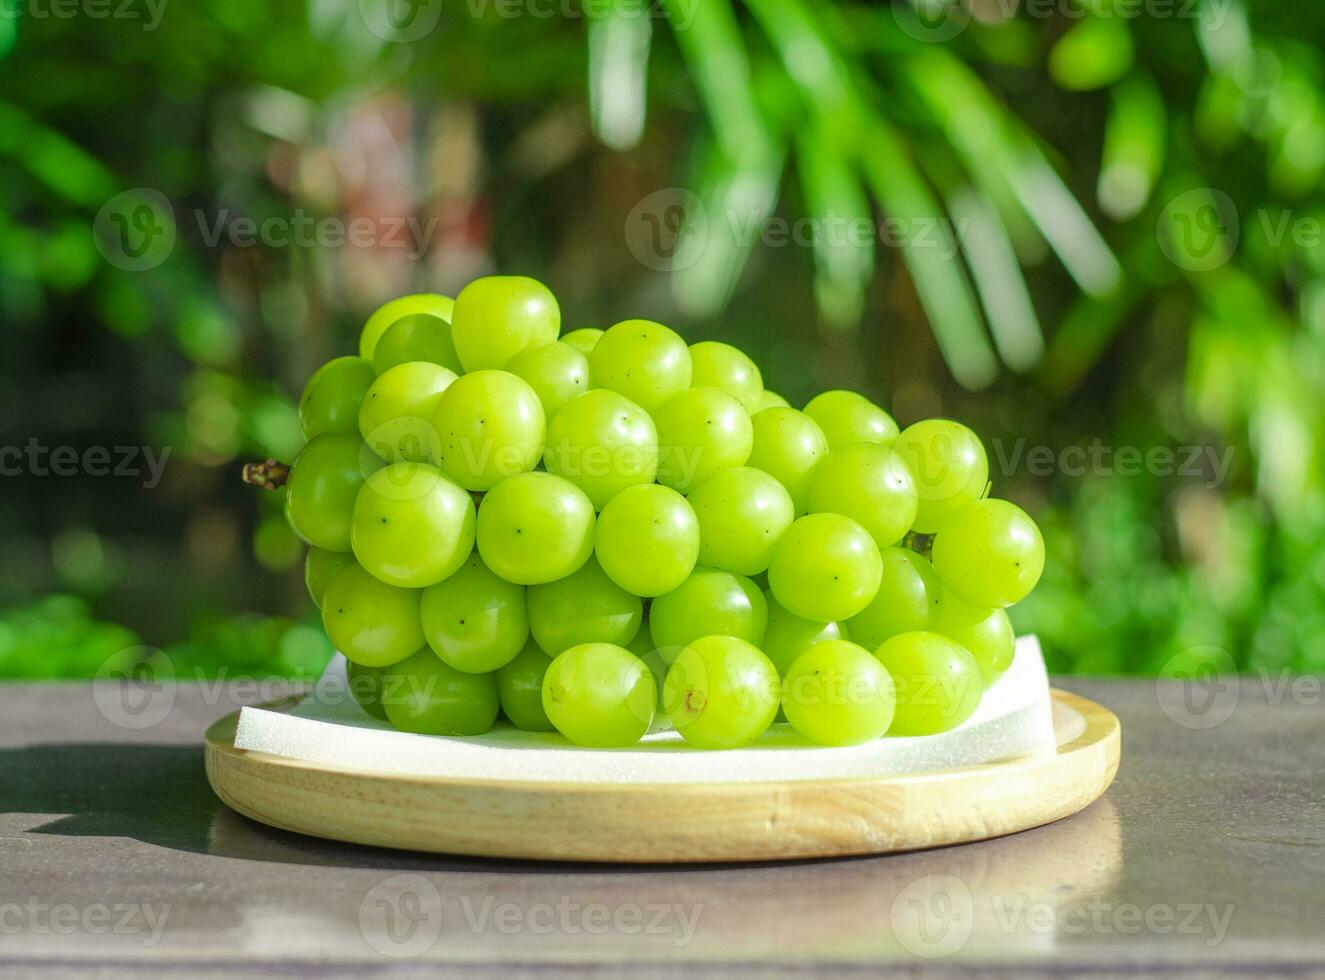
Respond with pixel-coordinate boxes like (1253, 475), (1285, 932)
(1, 0), (1322, 677)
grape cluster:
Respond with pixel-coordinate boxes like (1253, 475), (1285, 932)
(283, 276), (1045, 749)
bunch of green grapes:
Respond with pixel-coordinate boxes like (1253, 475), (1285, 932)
(274, 275), (1044, 749)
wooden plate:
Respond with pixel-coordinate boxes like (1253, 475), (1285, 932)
(204, 689), (1119, 863)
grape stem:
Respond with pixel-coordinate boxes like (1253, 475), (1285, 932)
(904, 530), (934, 559)
(242, 459), (291, 490)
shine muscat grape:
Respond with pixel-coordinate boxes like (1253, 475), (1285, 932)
(265, 275), (1045, 749)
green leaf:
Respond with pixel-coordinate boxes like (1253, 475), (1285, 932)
(1048, 16), (1134, 93)
(1098, 73), (1167, 221)
(0, 103), (118, 207)
(795, 125), (874, 329)
(671, 140), (785, 318)
(744, 0), (996, 386)
(662, 0), (775, 167)
(946, 187), (1043, 371)
(588, 3), (652, 151)
(859, 122), (997, 390)
(905, 51), (1123, 297)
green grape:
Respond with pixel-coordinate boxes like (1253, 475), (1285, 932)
(381, 648), (499, 736)
(351, 463), (475, 588)
(496, 640), (556, 731)
(746, 407), (828, 514)
(653, 387), (753, 493)
(358, 361), (456, 464)
(873, 631), (983, 736)
(372, 313), (462, 375)
(544, 389), (658, 509)
(803, 390), (899, 450)
(346, 660), (388, 720)
(688, 467), (794, 576)
(506, 341), (590, 418)
(560, 327), (603, 355)
(433, 370), (546, 490)
(542, 643), (656, 746)
(449, 275), (560, 371)
(475, 471), (595, 585)
(761, 591), (847, 676)
(589, 318), (691, 412)
(892, 419), (990, 533)
(932, 497), (1044, 608)
(767, 513), (883, 622)
(847, 547), (943, 650)
(807, 443), (918, 550)
(284, 433), (381, 552)
(649, 567), (767, 662)
(663, 635), (779, 749)
(321, 563), (424, 667)
(594, 483), (699, 597)
(688, 341), (762, 414)
(935, 594), (1015, 684)
(359, 293), (454, 361)
(782, 640), (895, 746)
(758, 390), (789, 411)
(305, 548), (356, 608)
(420, 551), (528, 672)
(527, 556), (642, 656)
(299, 356), (376, 439)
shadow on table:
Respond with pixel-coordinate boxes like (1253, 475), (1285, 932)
(5, 742), (221, 854)
(5, 741), (592, 872)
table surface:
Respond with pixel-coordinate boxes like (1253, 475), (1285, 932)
(1, 675), (1321, 979)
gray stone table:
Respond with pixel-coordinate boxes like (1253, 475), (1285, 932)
(2, 675), (1322, 978)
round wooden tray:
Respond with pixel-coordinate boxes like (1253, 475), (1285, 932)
(204, 689), (1119, 863)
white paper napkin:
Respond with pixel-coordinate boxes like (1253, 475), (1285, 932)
(233, 635), (1057, 784)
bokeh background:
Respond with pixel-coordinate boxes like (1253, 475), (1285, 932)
(2, 0), (1323, 681)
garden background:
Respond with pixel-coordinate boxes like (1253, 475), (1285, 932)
(2, 0), (1322, 681)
